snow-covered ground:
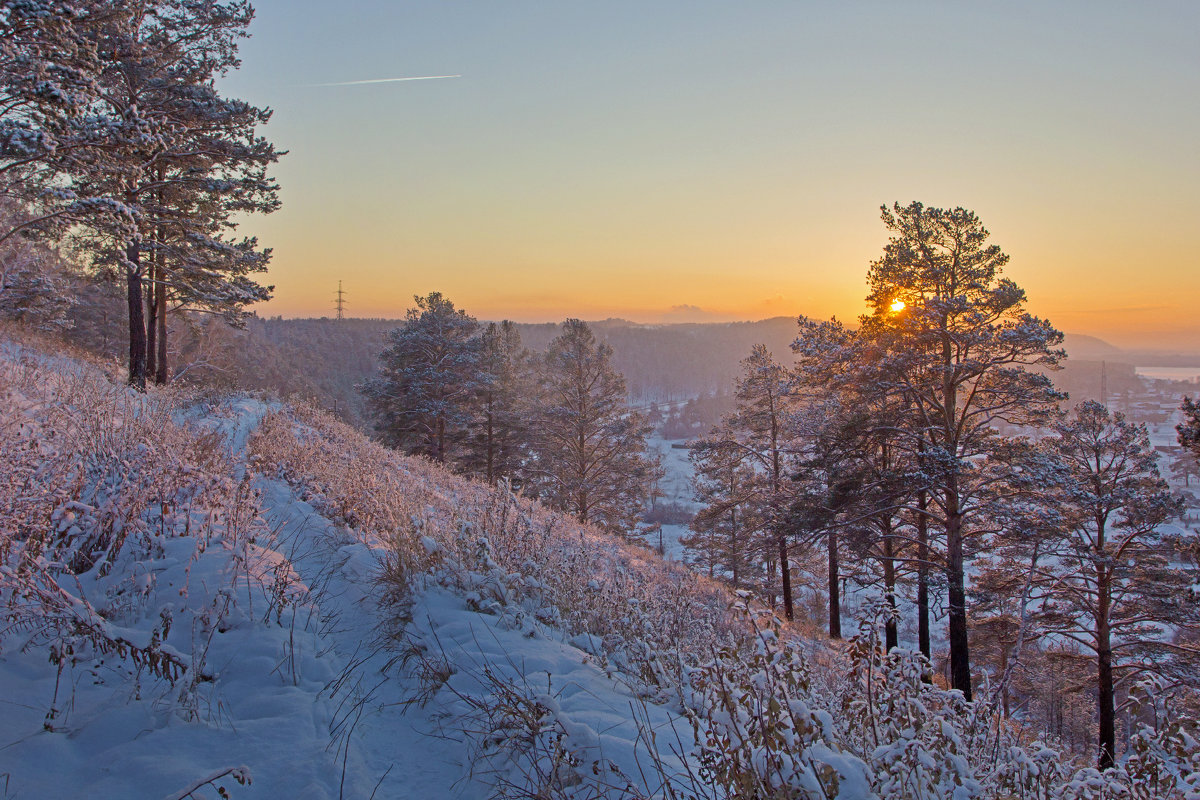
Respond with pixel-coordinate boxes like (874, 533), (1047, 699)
(646, 435), (698, 562)
(0, 346), (700, 799)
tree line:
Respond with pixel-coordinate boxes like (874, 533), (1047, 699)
(0, 0), (280, 388)
(685, 202), (1199, 769)
(361, 293), (663, 538)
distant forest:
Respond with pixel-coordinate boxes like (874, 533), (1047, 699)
(227, 318), (1148, 431)
(62, 295), (1150, 434)
(186, 315), (805, 426)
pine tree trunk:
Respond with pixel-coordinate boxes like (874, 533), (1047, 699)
(154, 268), (167, 385)
(828, 528), (840, 638)
(577, 427), (587, 523)
(1097, 567), (1116, 769)
(729, 505), (739, 588)
(436, 416), (446, 462)
(778, 531), (793, 621)
(883, 532), (898, 652)
(485, 396), (494, 484)
(125, 241), (147, 391)
(946, 497), (972, 700)
(939, 320), (971, 697)
(917, 488), (931, 661)
(152, 178), (167, 386)
(145, 259), (157, 380)
(770, 412), (793, 621)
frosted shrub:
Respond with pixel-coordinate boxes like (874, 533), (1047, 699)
(1114, 681), (1200, 800)
(676, 597), (871, 800)
(837, 606), (994, 799)
(448, 662), (638, 799)
(0, 342), (274, 719)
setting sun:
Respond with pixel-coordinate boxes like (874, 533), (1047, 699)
(890, 299), (906, 313)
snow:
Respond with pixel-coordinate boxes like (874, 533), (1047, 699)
(647, 434), (699, 562)
(648, 435), (695, 511)
(403, 584), (691, 795)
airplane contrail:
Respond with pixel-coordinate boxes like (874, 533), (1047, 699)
(308, 75), (462, 87)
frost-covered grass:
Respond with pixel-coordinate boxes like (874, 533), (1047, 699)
(249, 404), (740, 695)
(0, 336), (249, 697)
(0, 333), (391, 795)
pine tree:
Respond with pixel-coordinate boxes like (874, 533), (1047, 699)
(860, 202), (1065, 699)
(463, 320), (530, 484)
(1179, 397), (1200, 461)
(0, 198), (73, 328)
(1168, 447), (1199, 490)
(686, 429), (762, 587)
(528, 319), (660, 537)
(362, 293), (481, 462)
(1, 0), (280, 388)
(720, 344), (798, 619)
(0, 1), (108, 237)
(791, 316), (921, 645)
(139, 63), (281, 384)
(1035, 401), (1193, 769)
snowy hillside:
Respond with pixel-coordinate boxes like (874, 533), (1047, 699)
(0, 333), (724, 798)
(2, 332), (1196, 799)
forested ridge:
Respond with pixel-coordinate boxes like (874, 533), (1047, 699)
(48, 296), (1154, 432)
(2, 329), (1198, 798)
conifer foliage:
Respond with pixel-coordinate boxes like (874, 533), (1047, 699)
(1180, 397), (1200, 460)
(688, 345), (799, 617)
(0, 0), (281, 388)
(1035, 401), (1192, 769)
(464, 320), (529, 484)
(527, 318), (661, 536)
(686, 433), (761, 587)
(364, 292), (482, 463)
(858, 202), (1066, 700)
(364, 302), (661, 539)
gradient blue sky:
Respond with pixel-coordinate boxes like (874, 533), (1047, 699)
(220, 1), (1200, 350)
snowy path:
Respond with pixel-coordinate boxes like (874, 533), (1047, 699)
(250, 473), (467, 798)
(238, 399), (691, 798)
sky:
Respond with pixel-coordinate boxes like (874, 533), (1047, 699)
(220, 1), (1200, 351)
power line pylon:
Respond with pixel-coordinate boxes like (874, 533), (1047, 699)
(335, 281), (346, 320)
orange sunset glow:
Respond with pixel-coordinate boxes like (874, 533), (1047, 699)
(214, 1), (1198, 352)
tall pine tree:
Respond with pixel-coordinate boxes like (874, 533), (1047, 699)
(1036, 401), (1192, 769)
(463, 320), (530, 484)
(859, 202), (1065, 699)
(1, 0), (280, 388)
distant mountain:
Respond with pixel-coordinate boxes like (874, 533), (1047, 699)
(64, 301), (1192, 435)
(1060, 333), (1200, 367)
(511, 316), (800, 402)
(1062, 333), (1123, 361)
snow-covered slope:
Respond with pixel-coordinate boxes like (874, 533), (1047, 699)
(0, 337), (710, 798)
